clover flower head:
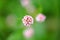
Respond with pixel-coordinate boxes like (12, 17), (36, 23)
(22, 15), (33, 27)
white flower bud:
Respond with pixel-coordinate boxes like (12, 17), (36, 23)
(21, 0), (35, 13)
(21, 0), (30, 7)
(36, 14), (46, 22)
(23, 28), (34, 38)
(25, 5), (35, 13)
(6, 14), (17, 26)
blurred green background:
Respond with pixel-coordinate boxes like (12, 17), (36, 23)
(0, 0), (59, 40)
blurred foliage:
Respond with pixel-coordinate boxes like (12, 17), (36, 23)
(0, 0), (59, 40)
